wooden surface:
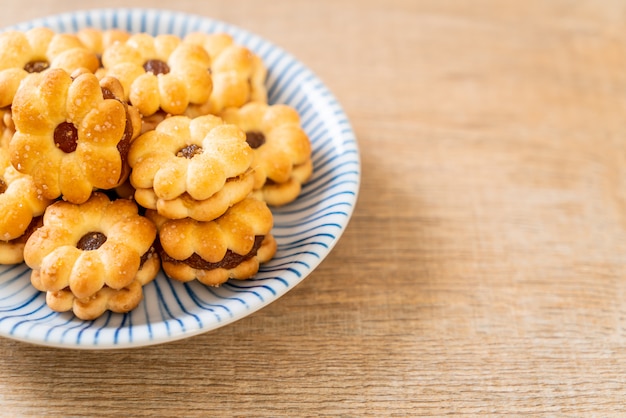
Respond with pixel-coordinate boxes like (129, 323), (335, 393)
(2, 0), (626, 415)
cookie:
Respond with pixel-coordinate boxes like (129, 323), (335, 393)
(0, 27), (100, 108)
(183, 32), (267, 115)
(9, 68), (142, 204)
(220, 102), (313, 206)
(100, 33), (212, 116)
(0, 146), (52, 240)
(147, 197), (277, 286)
(0, 146), (52, 264)
(24, 192), (159, 320)
(128, 114), (254, 221)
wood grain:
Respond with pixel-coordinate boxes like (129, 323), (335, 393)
(1, 0), (626, 415)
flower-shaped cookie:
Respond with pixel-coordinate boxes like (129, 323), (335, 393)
(9, 68), (141, 204)
(24, 192), (159, 320)
(0, 146), (52, 241)
(100, 33), (213, 116)
(183, 32), (267, 116)
(220, 102), (313, 206)
(148, 197), (277, 286)
(0, 27), (100, 108)
(0, 147), (52, 264)
(128, 114), (254, 221)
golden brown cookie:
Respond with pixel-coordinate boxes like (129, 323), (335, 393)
(220, 102), (313, 206)
(147, 197), (276, 286)
(183, 32), (267, 116)
(0, 27), (100, 108)
(128, 114), (255, 221)
(0, 146), (52, 264)
(9, 68), (142, 204)
(100, 33), (212, 116)
(24, 192), (159, 320)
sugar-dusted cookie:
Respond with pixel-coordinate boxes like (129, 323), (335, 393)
(0, 27), (100, 108)
(0, 146), (52, 264)
(9, 68), (142, 204)
(24, 192), (159, 320)
(100, 33), (212, 116)
(183, 32), (267, 116)
(147, 197), (277, 286)
(128, 114), (254, 221)
(220, 102), (313, 206)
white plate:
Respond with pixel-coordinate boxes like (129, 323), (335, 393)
(0, 8), (360, 349)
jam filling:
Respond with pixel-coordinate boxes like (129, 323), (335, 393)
(76, 231), (107, 251)
(245, 131), (266, 149)
(54, 121), (79, 153)
(177, 144), (203, 159)
(0, 179), (6, 194)
(143, 59), (170, 75)
(140, 246), (156, 267)
(160, 235), (265, 270)
(101, 87), (117, 101)
(101, 86), (134, 176)
(117, 114), (133, 159)
(24, 60), (49, 73)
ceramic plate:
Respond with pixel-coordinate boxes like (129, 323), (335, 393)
(0, 8), (360, 349)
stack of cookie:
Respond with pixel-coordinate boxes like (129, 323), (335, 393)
(0, 145), (51, 265)
(128, 114), (277, 287)
(0, 27), (312, 320)
(25, 192), (160, 320)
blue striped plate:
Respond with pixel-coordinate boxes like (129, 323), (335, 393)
(0, 8), (360, 349)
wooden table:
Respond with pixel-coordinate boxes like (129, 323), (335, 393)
(1, 0), (626, 415)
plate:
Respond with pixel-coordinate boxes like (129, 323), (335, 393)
(0, 8), (360, 349)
